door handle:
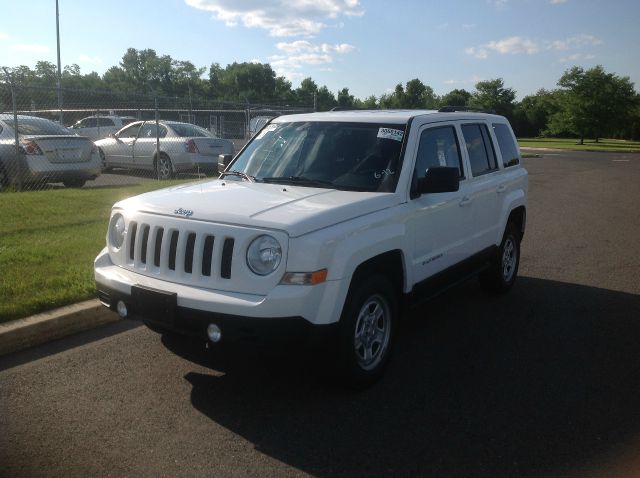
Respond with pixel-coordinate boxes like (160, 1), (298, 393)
(496, 184), (507, 194)
(459, 196), (472, 207)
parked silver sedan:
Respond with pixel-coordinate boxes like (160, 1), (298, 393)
(95, 121), (235, 179)
(0, 114), (102, 190)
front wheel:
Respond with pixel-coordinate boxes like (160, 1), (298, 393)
(335, 274), (397, 389)
(62, 178), (86, 188)
(479, 223), (521, 294)
(155, 153), (174, 180)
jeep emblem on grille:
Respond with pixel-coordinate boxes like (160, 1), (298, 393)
(174, 208), (193, 218)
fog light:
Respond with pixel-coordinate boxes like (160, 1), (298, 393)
(116, 300), (128, 318)
(207, 323), (222, 343)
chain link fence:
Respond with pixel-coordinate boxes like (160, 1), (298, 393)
(0, 77), (312, 192)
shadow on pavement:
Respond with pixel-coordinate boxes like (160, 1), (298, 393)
(162, 277), (640, 477)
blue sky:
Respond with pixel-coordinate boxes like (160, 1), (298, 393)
(1, 0), (638, 100)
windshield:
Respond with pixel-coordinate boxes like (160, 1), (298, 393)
(229, 121), (406, 192)
(5, 117), (71, 136)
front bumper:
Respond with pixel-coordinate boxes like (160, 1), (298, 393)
(97, 284), (337, 345)
(94, 248), (345, 343)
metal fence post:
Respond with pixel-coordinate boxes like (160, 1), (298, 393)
(3, 69), (23, 191)
(155, 95), (161, 181)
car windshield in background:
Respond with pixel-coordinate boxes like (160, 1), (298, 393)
(121, 117), (137, 126)
(168, 123), (214, 138)
(230, 121), (407, 192)
(7, 118), (70, 136)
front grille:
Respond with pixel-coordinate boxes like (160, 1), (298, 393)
(126, 221), (236, 280)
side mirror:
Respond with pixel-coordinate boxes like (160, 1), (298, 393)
(417, 167), (460, 194)
(218, 154), (233, 173)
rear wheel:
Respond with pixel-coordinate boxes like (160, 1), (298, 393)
(155, 153), (174, 180)
(335, 274), (397, 389)
(99, 148), (111, 172)
(62, 178), (86, 188)
(479, 222), (521, 294)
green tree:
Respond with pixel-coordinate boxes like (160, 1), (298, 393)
(511, 89), (560, 137)
(337, 87), (355, 108)
(316, 85), (336, 111)
(547, 65), (637, 143)
(440, 88), (471, 108)
(470, 78), (516, 117)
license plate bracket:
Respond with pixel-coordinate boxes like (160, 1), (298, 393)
(131, 285), (177, 325)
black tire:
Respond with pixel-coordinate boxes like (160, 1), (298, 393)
(99, 148), (111, 172)
(334, 274), (397, 389)
(155, 153), (174, 180)
(62, 178), (86, 188)
(479, 222), (521, 294)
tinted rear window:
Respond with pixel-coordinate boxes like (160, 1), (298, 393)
(492, 123), (520, 167)
(168, 123), (213, 138)
(7, 117), (70, 135)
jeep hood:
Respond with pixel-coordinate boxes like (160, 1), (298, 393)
(114, 179), (398, 237)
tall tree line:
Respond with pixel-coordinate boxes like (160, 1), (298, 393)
(2, 48), (639, 139)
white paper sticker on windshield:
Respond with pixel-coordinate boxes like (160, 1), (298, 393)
(377, 127), (404, 142)
(256, 124), (277, 139)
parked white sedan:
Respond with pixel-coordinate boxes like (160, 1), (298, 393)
(69, 115), (137, 140)
(95, 121), (235, 179)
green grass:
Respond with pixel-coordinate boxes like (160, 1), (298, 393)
(0, 180), (193, 323)
(518, 137), (640, 153)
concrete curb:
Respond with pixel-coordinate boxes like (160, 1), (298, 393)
(0, 299), (122, 357)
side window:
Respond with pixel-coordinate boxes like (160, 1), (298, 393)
(117, 123), (141, 138)
(492, 123), (520, 167)
(414, 126), (464, 178)
(80, 118), (97, 128)
(139, 123), (167, 138)
(97, 117), (115, 127)
(461, 123), (498, 177)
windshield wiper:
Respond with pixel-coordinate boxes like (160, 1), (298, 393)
(261, 176), (336, 189)
(220, 170), (256, 182)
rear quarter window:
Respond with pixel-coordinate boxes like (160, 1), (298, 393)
(492, 123), (520, 167)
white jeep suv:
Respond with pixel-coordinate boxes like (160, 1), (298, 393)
(94, 109), (527, 387)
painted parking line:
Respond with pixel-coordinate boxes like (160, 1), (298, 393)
(612, 159), (630, 162)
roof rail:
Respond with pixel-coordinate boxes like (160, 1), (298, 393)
(438, 106), (496, 114)
(329, 107), (377, 111)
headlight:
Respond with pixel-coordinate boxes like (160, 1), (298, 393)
(246, 235), (282, 276)
(109, 213), (126, 249)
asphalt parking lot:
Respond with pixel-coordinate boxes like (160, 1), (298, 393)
(1, 150), (639, 478)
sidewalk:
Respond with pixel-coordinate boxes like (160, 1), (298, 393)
(0, 300), (121, 356)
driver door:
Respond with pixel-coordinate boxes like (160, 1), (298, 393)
(107, 122), (140, 168)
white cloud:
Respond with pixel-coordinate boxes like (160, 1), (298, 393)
(11, 44), (50, 53)
(276, 40), (354, 55)
(462, 23), (477, 30)
(489, 0), (509, 9)
(184, 0), (364, 37)
(271, 40), (354, 81)
(487, 36), (540, 55)
(550, 0), (568, 4)
(548, 34), (602, 51)
(465, 47), (489, 60)
(0, 32), (9, 40)
(559, 53), (596, 63)
(466, 33), (601, 60)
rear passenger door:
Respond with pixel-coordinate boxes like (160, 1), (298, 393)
(409, 123), (476, 282)
(459, 122), (503, 250)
